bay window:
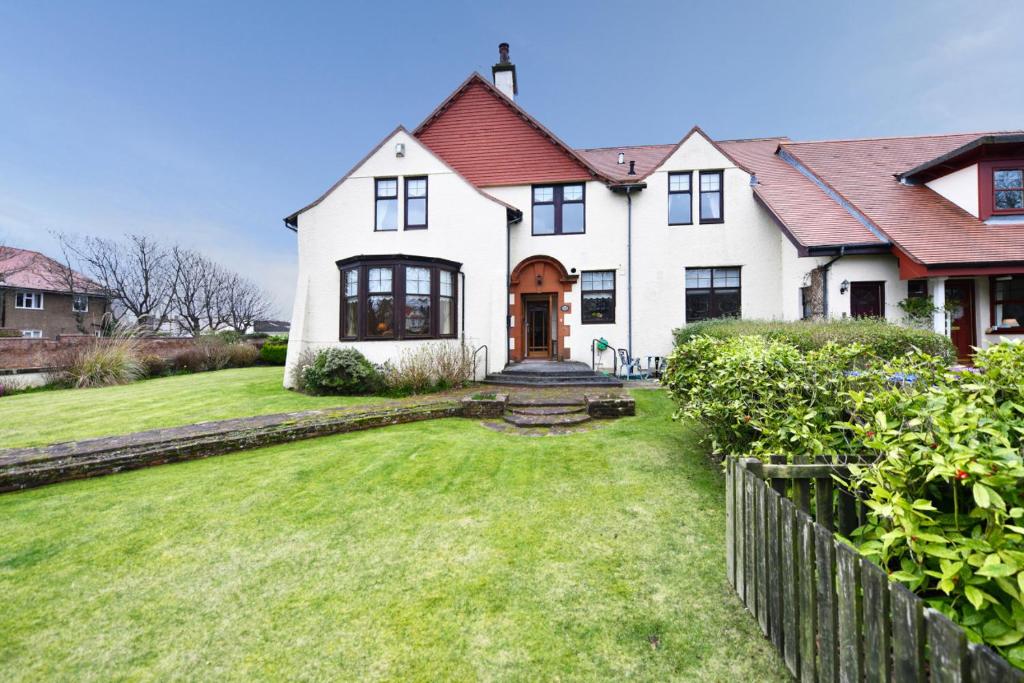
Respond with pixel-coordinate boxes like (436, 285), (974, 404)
(532, 184), (585, 235)
(699, 171), (724, 223)
(581, 270), (615, 323)
(338, 256), (460, 340)
(685, 267), (740, 321)
(375, 178), (398, 231)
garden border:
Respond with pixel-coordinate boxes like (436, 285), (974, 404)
(727, 455), (1023, 682)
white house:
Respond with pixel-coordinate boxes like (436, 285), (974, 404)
(283, 44), (1024, 385)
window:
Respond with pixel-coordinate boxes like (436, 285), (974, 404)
(375, 178), (398, 231)
(366, 267), (395, 337)
(685, 267), (740, 321)
(699, 171), (724, 223)
(72, 294), (88, 313)
(337, 256), (460, 340)
(21, 329), (42, 338)
(994, 168), (1024, 212)
(668, 172), (692, 225)
(908, 280), (928, 299)
(532, 184), (585, 235)
(991, 275), (1024, 331)
(405, 177), (428, 229)
(341, 269), (359, 338)
(801, 286), (813, 320)
(439, 270), (455, 336)
(581, 270), (615, 323)
(15, 291), (43, 310)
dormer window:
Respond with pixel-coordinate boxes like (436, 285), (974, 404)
(994, 168), (1024, 212)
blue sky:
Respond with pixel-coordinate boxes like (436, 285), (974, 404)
(1, 0), (1021, 316)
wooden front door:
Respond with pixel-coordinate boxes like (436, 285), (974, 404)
(946, 279), (977, 363)
(850, 281), (885, 318)
(524, 298), (552, 358)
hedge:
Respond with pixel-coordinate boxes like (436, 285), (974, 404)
(259, 341), (288, 366)
(673, 318), (956, 363)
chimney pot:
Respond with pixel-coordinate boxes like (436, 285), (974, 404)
(492, 42), (517, 99)
(498, 42), (510, 64)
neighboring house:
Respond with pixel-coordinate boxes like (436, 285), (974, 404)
(0, 246), (110, 338)
(283, 44), (1024, 384)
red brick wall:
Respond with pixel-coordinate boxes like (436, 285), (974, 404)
(0, 336), (198, 370)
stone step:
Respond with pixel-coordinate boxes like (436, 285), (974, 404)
(501, 412), (592, 428)
(483, 375), (622, 387)
(510, 405), (586, 416)
(506, 397), (587, 408)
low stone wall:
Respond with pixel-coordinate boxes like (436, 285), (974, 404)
(0, 336), (198, 371)
(0, 400), (464, 493)
(460, 393), (508, 418)
(586, 395), (636, 418)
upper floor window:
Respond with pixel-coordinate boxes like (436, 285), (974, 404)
(699, 171), (724, 223)
(21, 329), (42, 338)
(685, 267), (740, 321)
(668, 172), (692, 225)
(72, 294), (88, 313)
(994, 168), (1024, 213)
(338, 256), (460, 341)
(375, 178), (398, 231)
(532, 184), (585, 235)
(15, 291), (43, 310)
(581, 270), (616, 324)
(405, 177), (428, 229)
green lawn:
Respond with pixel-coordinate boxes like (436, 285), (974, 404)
(0, 391), (785, 681)
(0, 367), (389, 448)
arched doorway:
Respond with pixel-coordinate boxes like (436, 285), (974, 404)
(509, 255), (577, 361)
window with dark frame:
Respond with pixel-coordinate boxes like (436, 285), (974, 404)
(699, 171), (724, 223)
(668, 172), (692, 225)
(991, 275), (1024, 331)
(72, 294), (88, 313)
(375, 178), (398, 231)
(404, 177), (428, 229)
(994, 168), (1024, 212)
(908, 279), (928, 299)
(532, 184), (585, 235)
(685, 267), (740, 322)
(339, 257), (459, 341)
(581, 270), (615, 324)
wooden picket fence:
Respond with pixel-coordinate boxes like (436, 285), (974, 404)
(726, 456), (1023, 682)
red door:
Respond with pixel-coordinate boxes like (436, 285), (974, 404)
(945, 280), (976, 363)
(850, 282), (885, 318)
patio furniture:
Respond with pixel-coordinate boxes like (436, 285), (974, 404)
(616, 348), (649, 380)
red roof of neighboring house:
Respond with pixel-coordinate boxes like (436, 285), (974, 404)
(718, 138), (887, 251)
(414, 73), (603, 187)
(0, 246), (106, 295)
(782, 132), (1024, 265)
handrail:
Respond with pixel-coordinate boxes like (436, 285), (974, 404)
(590, 339), (617, 376)
(471, 344), (489, 381)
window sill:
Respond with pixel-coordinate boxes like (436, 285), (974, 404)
(404, 225), (428, 231)
(698, 219), (724, 225)
(581, 319), (615, 325)
(986, 327), (1024, 335)
(531, 232), (587, 237)
(668, 222), (694, 227)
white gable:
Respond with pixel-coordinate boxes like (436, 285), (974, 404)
(653, 128), (745, 175)
(926, 163), (979, 218)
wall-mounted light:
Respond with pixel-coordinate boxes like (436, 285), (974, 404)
(535, 273), (543, 286)
(395, 143), (406, 157)
(840, 279), (850, 295)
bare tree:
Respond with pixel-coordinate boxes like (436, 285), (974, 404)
(58, 233), (178, 328)
(222, 273), (272, 332)
(43, 234), (93, 334)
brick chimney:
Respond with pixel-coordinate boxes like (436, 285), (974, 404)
(491, 42), (518, 100)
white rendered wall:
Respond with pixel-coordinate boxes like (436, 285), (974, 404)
(926, 164), (979, 217)
(284, 129), (509, 386)
(825, 254), (906, 322)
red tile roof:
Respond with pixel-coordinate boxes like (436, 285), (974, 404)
(575, 143), (676, 182)
(717, 138), (886, 250)
(414, 74), (602, 187)
(782, 132), (1024, 265)
(0, 246), (105, 295)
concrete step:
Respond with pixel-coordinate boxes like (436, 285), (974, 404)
(510, 405), (586, 416)
(506, 397), (587, 408)
(483, 375), (621, 387)
(502, 412), (592, 428)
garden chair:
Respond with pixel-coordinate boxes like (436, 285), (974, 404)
(616, 348), (648, 380)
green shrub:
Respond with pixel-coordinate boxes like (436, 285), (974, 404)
(259, 341), (288, 366)
(672, 318), (956, 363)
(843, 341), (1024, 666)
(381, 342), (473, 395)
(301, 347), (382, 395)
